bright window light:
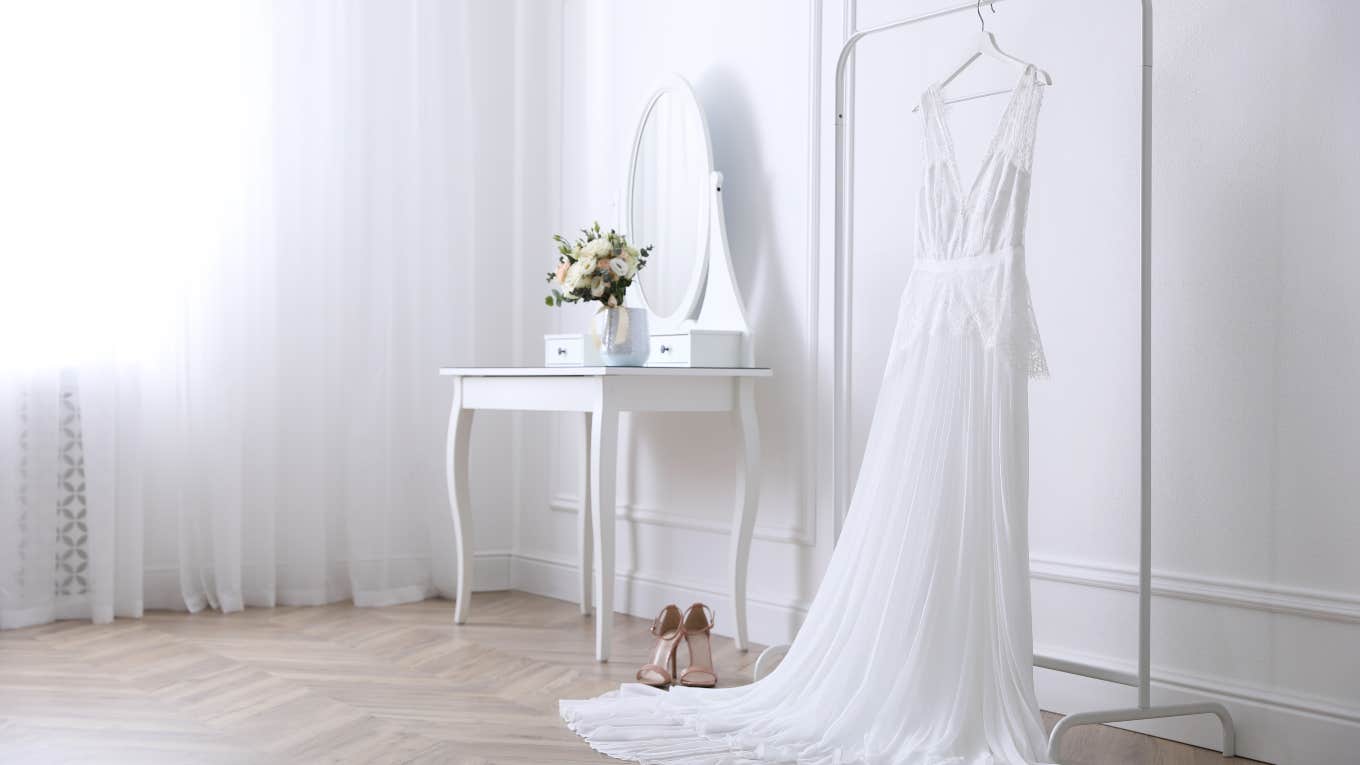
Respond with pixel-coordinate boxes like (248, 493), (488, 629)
(0, 1), (260, 371)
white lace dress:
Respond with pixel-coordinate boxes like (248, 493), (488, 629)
(561, 66), (1052, 765)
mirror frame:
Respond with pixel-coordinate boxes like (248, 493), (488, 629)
(623, 74), (715, 330)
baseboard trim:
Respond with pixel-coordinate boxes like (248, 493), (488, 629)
(472, 551), (513, 592)
(1035, 646), (1360, 764)
(139, 551), (515, 610)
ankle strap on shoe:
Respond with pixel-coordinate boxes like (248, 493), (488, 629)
(685, 603), (715, 631)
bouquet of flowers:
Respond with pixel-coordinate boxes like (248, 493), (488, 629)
(545, 222), (651, 308)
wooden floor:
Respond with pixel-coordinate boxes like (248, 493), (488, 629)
(0, 591), (1264, 764)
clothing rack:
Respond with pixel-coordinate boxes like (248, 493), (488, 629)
(753, 2), (1238, 761)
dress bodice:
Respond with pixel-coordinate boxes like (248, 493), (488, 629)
(905, 65), (1049, 377)
(917, 65), (1044, 262)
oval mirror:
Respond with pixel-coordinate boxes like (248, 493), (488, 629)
(626, 76), (713, 325)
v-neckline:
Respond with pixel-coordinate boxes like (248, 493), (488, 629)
(927, 64), (1034, 212)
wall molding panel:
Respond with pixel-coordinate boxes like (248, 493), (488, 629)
(1032, 555), (1360, 625)
(507, 547), (1360, 643)
(548, 494), (813, 546)
(792, 0), (826, 552)
(1033, 643), (1360, 727)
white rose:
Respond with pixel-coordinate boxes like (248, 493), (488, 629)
(590, 275), (606, 297)
(583, 237), (612, 258)
(622, 246), (640, 277)
(563, 258), (592, 292)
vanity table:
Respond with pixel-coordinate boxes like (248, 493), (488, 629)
(443, 73), (766, 662)
(440, 365), (769, 662)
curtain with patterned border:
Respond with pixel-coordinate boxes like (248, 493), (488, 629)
(1, 0), (533, 628)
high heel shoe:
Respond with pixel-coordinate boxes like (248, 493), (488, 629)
(637, 604), (683, 688)
(678, 603), (718, 688)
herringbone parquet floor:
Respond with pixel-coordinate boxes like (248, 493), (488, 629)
(0, 591), (1264, 764)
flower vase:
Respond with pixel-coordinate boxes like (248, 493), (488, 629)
(590, 306), (649, 366)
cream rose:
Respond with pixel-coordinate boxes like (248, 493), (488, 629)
(583, 237), (613, 259)
(563, 257), (593, 292)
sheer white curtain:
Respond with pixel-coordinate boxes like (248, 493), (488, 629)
(0, 0), (510, 628)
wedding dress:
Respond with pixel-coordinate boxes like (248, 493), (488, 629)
(562, 66), (1051, 765)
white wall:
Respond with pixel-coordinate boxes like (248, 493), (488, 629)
(446, 0), (564, 590)
(512, 0), (830, 643)
(504, 1), (1360, 762)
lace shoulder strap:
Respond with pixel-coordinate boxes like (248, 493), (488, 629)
(993, 66), (1045, 172)
(920, 87), (952, 166)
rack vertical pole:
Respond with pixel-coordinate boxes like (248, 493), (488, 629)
(1138, 0), (1154, 712)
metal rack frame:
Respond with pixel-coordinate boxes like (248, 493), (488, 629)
(755, 2), (1239, 760)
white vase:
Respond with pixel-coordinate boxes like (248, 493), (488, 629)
(590, 306), (649, 366)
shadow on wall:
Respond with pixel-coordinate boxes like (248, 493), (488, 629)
(616, 64), (816, 637)
(693, 67), (775, 344)
(692, 66), (816, 635)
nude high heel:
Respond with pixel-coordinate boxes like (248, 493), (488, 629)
(678, 603), (718, 688)
(637, 604), (683, 687)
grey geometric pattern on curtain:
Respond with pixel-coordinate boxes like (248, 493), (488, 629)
(55, 377), (87, 597)
(12, 375), (88, 598)
(13, 391), (29, 592)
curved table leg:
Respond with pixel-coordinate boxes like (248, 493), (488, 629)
(590, 401), (618, 662)
(445, 378), (475, 625)
(579, 412), (593, 617)
(730, 377), (760, 652)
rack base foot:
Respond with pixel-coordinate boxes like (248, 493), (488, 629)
(753, 643), (789, 681)
(756, 650), (1239, 763)
(1046, 701), (1236, 762)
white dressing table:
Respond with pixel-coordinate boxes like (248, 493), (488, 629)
(445, 73), (764, 663)
(440, 365), (769, 662)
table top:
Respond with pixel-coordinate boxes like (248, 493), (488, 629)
(440, 366), (772, 378)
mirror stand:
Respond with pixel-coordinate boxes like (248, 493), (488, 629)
(636, 167), (756, 370)
(623, 73), (754, 368)
(642, 169), (754, 368)
(542, 73), (753, 369)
